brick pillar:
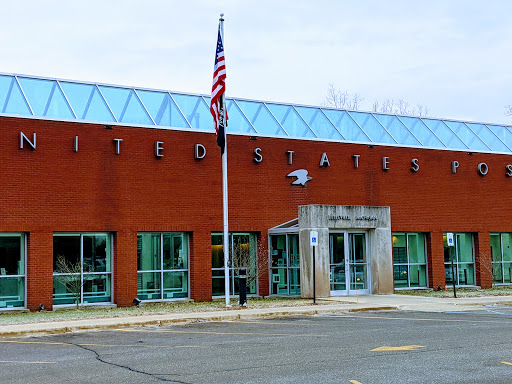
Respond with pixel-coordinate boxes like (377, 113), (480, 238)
(257, 233), (270, 297)
(26, 231), (53, 311)
(428, 231), (445, 290)
(190, 230), (212, 301)
(475, 232), (492, 288)
(113, 230), (138, 306)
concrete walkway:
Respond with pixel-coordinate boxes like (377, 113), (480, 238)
(1, 294), (512, 337)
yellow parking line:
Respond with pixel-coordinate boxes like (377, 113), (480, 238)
(0, 360), (56, 364)
(117, 328), (329, 337)
(349, 380), (362, 384)
(501, 361), (512, 366)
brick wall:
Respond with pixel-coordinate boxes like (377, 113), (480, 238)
(1, 116), (511, 309)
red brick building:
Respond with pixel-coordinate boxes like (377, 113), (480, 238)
(0, 74), (511, 311)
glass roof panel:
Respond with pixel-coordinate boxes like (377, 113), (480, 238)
(0, 75), (31, 115)
(98, 86), (152, 125)
(226, 100), (256, 134)
(350, 111), (396, 144)
(267, 103), (315, 138)
(60, 82), (115, 122)
(172, 93), (212, 131)
(236, 100), (286, 136)
(323, 109), (369, 142)
(444, 121), (489, 151)
(137, 90), (188, 128)
(18, 77), (74, 119)
(374, 114), (421, 146)
(295, 106), (343, 140)
(399, 116), (448, 148)
(486, 124), (512, 150)
(465, 123), (509, 152)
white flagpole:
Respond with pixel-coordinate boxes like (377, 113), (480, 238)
(220, 14), (230, 307)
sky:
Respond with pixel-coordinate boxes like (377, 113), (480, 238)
(2, 0), (511, 125)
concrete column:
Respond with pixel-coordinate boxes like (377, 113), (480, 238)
(370, 227), (393, 294)
(299, 228), (330, 298)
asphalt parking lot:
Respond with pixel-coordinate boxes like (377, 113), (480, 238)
(1, 309), (512, 383)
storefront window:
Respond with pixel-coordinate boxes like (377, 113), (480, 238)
(53, 233), (112, 306)
(211, 233), (257, 297)
(443, 233), (475, 286)
(393, 233), (428, 289)
(490, 233), (512, 284)
(137, 233), (189, 300)
(270, 234), (300, 295)
(0, 234), (25, 308)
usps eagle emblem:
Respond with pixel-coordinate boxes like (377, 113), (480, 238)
(287, 169), (312, 186)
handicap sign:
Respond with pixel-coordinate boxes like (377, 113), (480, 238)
(310, 231), (318, 247)
(446, 232), (454, 247)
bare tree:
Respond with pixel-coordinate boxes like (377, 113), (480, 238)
(324, 85), (429, 117)
(324, 84), (349, 109)
(54, 255), (84, 309)
(351, 93), (364, 110)
(506, 105), (512, 117)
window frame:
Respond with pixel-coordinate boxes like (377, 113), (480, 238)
(136, 232), (190, 301)
(490, 233), (512, 285)
(443, 232), (476, 286)
(0, 233), (27, 309)
(392, 232), (428, 289)
(269, 233), (300, 296)
(211, 232), (258, 298)
(52, 232), (113, 307)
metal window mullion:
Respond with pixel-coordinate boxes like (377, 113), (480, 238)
(462, 122), (491, 151)
(15, 76), (34, 115)
(441, 120), (470, 150)
(161, 233), (164, 299)
(285, 234), (290, 295)
(133, 89), (156, 125)
(263, 102), (289, 136)
(319, 108), (346, 140)
(42, 82), (56, 116)
(95, 85), (118, 122)
(485, 124), (512, 152)
(291, 105), (318, 138)
(80, 234), (84, 305)
(168, 93), (192, 128)
(345, 111), (372, 143)
(406, 116), (448, 148)
(57, 80), (77, 119)
(405, 234), (411, 288)
(232, 99), (257, 133)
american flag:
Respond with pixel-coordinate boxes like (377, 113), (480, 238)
(210, 22), (228, 154)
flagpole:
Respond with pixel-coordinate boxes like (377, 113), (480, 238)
(220, 13), (230, 307)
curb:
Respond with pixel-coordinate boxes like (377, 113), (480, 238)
(0, 304), (398, 338)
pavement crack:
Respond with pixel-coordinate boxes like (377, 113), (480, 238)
(66, 342), (190, 383)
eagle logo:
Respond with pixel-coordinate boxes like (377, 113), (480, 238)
(287, 169), (312, 186)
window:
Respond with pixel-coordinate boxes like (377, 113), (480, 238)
(393, 233), (428, 288)
(53, 233), (112, 305)
(490, 233), (512, 284)
(270, 234), (300, 295)
(444, 233), (475, 286)
(137, 233), (189, 300)
(0, 234), (25, 308)
(212, 233), (257, 297)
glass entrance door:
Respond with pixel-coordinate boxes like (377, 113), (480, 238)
(330, 232), (369, 296)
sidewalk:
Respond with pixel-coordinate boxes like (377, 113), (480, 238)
(1, 294), (511, 338)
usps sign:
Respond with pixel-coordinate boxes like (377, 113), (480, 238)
(310, 231), (319, 247)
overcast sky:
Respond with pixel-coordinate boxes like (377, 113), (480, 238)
(2, 0), (511, 125)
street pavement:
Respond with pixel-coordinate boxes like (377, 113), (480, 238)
(1, 294), (512, 337)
